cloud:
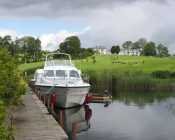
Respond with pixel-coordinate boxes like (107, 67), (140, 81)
(78, 0), (175, 52)
(39, 26), (91, 51)
(0, 0), (168, 18)
(0, 29), (17, 39)
(0, 0), (175, 52)
(39, 31), (75, 51)
(0, 26), (91, 51)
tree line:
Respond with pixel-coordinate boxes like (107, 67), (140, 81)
(0, 35), (171, 64)
(111, 38), (170, 57)
(0, 35), (43, 63)
(0, 35), (95, 62)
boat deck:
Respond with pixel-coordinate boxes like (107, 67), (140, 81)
(13, 91), (68, 140)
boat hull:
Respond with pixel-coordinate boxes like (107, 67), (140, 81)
(34, 85), (90, 108)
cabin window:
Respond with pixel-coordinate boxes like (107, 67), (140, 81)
(44, 70), (54, 77)
(56, 70), (66, 77)
(69, 70), (79, 78)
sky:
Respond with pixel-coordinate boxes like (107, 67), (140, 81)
(0, 0), (175, 52)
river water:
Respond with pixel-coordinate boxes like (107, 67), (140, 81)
(56, 92), (175, 140)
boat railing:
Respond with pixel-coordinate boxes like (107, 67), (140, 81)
(45, 60), (74, 67)
(44, 52), (73, 67)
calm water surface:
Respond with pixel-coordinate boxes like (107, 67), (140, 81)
(57, 92), (175, 140)
(78, 95), (175, 140)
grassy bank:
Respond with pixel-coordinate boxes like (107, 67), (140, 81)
(75, 55), (175, 74)
(19, 55), (175, 92)
(74, 55), (175, 92)
(19, 61), (44, 72)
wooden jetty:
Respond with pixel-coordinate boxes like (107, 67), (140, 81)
(13, 92), (68, 140)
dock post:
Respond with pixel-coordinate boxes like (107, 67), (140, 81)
(47, 95), (50, 108)
(37, 91), (39, 98)
(38, 92), (41, 100)
(43, 95), (46, 105)
(50, 93), (56, 115)
(59, 110), (64, 128)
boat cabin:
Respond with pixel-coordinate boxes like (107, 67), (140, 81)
(43, 69), (80, 79)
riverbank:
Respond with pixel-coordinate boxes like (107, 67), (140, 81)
(19, 55), (175, 92)
(19, 55), (175, 73)
(13, 90), (67, 140)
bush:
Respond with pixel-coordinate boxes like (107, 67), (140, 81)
(0, 123), (13, 140)
(170, 72), (175, 78)
(152, 71), (171, 79)
(0, 101), (5, 123)
(0, 48), (26, 104)
(0, 48), (27, 139)
(0, 101), (9, 140)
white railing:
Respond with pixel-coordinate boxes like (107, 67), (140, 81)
(45, 60), (73, 67)
(44, 52), (73, 67)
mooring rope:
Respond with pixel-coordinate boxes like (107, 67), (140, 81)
(45, 85), (56, 95)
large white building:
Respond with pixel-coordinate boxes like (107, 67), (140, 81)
(93, 46), (111, 55)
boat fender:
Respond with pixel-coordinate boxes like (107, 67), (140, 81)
(85, 105), (92, 121)
(50, 93), (57, 107)
(84, 95), (93, 104)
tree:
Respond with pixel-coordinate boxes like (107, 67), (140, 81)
(122, 41), (132, 55)
(0, 35), (17, 56)
(34, 38), (42, 61)
(79, 48), (94, 58)
(131, 43), (138, 55)
(137, 38), (147, 52)
(59, 36), (81, 58)
(16, 36), (42, 62)
(142, 42), (157, 56)
(111, 45), (120, 54)
(132, 38), (147, 56)
(157, 44), (169, 57)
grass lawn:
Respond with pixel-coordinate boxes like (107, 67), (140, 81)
(75, 55), (175, 74)
(19, 61), (44, 72)
(19, 55), (175, 74)
(18, 55), (175, 92)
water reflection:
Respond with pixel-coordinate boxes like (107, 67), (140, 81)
(77, 94), (175, 140)
(53, 92), (175, 140)
(55, 105), (92, 140)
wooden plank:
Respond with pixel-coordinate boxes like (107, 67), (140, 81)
(13, 92), (68, 140)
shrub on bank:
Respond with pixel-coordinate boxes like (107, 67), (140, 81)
(0, 48), (27, 139)
(0, 48), (26, 104)
(152, 70), (175, 79)
(0, 101), (10, 140)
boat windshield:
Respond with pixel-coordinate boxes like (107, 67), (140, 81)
(69, 70), (80, 78)
(56, 70), (67, 77)
(44, 70), (54, 77)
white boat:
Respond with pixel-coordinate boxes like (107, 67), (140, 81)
(31, 53), (90, 108)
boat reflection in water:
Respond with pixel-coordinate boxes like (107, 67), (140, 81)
(55, 105), (92, 140)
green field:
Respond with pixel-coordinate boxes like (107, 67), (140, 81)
(19, 61), (44, 72)
(75, 55), (175, 74)
(19, 55), (175, 73)
(19, 55), (175, 92)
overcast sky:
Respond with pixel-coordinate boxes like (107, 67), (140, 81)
(0, 0), (175, 52)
